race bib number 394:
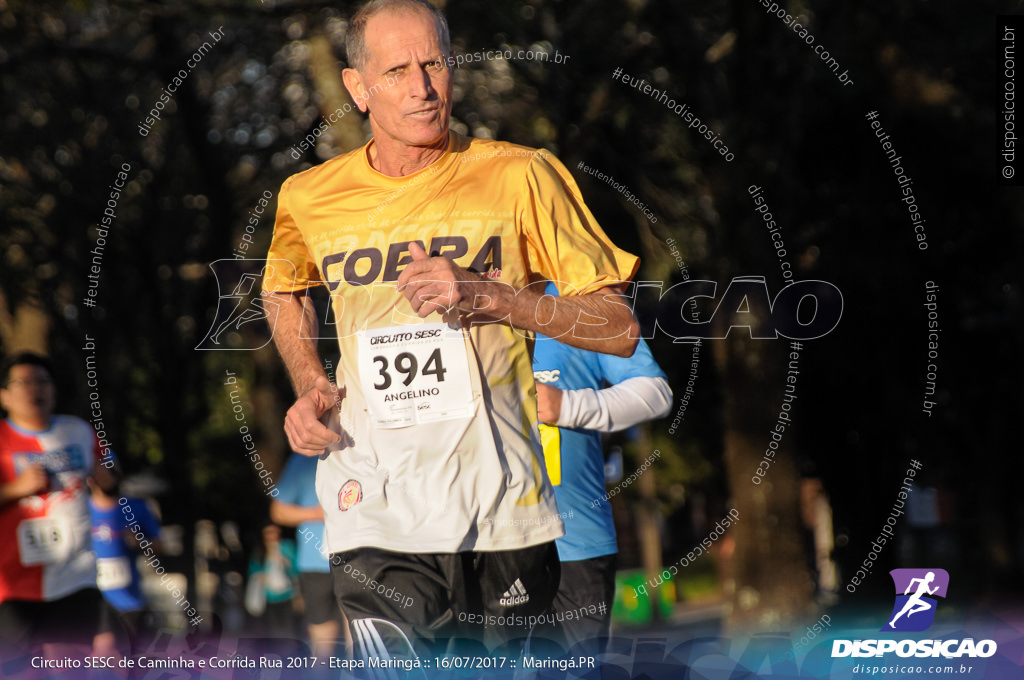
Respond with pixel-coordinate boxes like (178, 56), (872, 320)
(358, 323), (475, 428)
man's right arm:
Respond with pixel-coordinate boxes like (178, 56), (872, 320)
(265, 288), (324, 396)
(264, 289), (341, 456)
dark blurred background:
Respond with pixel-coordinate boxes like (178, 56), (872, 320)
(0, 0), (1019, 638)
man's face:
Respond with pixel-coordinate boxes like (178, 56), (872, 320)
(345, 8), (453, 153)
(0, 364), (55, 427)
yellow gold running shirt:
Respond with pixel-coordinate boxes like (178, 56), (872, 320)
(264, 131), (638, 554)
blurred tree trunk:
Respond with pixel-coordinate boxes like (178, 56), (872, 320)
(635, 424), (664, 621)
(709, 0), (818, 629)
(714, 333), (814, 630)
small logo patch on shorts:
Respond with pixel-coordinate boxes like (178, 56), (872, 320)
(499, 578), (530, 607)
(339, 480), (362, 511)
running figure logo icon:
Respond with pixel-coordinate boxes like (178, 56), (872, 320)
(195, 259), (298, 351)
(882, 568), (950, 632)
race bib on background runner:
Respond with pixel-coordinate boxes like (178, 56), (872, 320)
(96, 556), (132, 590)
(17, 517), (73, 566)
(357, 323), (475, 428)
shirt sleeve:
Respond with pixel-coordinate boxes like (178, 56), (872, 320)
(519, 152), (639, 296)
(597, 337), (667, 384)
(262, 176), (323, 295)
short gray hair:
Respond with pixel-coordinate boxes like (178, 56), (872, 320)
(346, 0), (451, 72)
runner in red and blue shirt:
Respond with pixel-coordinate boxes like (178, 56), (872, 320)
(0, 352), (106, 650)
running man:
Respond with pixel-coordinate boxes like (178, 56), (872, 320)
(262, 0), (640, 658)
(88, 458), (162, 652)
(888, 571), (939, 628)
(533, 282), (671, 652)
(0, 352), (107, 653)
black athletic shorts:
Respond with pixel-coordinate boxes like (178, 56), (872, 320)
(0, 587), (104, 651)
(329, 542), (560, 658)
(299, 572), (340, 626)
(550, 553), (617, 653)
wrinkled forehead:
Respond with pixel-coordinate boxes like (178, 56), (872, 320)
(363, 7), (446, 66)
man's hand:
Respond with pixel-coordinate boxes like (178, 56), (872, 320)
(398, 241), (485, 318)
(536, 383), (563, 425)
(284, 376), (344, 456)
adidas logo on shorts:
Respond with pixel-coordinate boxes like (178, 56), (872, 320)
(499, 578), (530, 607)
